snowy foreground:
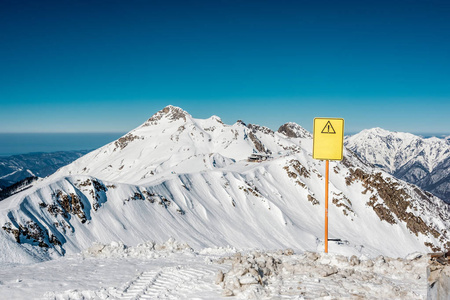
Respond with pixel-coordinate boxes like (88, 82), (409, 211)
(0, 239), (428, 300)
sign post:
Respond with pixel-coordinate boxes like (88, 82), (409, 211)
(313, 118), (344, 253)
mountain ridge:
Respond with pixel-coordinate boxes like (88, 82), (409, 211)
(345, 127), (450, 202)
(0, 150), (89, 189)
(0, 106), (448, 265)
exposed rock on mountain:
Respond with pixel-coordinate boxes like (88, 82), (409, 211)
(278, 122), (312, 139)
(345, 128), (450, 202)
(0, 106), (448, 265)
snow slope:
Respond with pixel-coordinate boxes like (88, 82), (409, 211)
(345, 127), (450, 202)
(1, 106), (449, 266)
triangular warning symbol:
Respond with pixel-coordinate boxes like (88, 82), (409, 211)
(321, 121), (336, 134)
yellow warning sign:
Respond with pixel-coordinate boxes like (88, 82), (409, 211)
(313, 118), (344, 160)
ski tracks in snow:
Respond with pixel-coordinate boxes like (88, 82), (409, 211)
(113, 265), (219, 300)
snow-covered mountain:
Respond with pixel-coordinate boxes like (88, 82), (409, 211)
(0, 176), (39, 201)
(1, 106), (449, 265)
(345, 128), (450, 202)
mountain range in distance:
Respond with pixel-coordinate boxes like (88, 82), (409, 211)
(0, 151), (89, 188)
(1, 122), (448, 204)
(345, 128), (450, 203)
(0, 105), (449, 265)
(0, 151), (89, 201)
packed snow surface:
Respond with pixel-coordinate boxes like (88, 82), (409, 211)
(0, 239), (428, 300)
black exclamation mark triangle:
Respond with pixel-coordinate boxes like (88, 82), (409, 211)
(321, 121), (336, 134)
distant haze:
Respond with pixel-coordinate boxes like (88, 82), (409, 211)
(0, 133), (124, 156)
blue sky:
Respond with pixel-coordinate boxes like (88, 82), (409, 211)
(1, 0), (449, 134)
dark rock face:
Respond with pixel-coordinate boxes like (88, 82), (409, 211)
(2, 220), (61, 249)
(247, 123), (274, 135)
(246, 123), (274, 154)
(278, 123), (312, 138)
(345, 167), (449, 251)
(248, 131), (267, 153)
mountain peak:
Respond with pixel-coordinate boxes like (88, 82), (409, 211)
(235, 120), (247, 127)
(345, 126), (450, 202)
(278, 122), (312, 138)
(361, 127), (392, 136)
(356, 127), (420, 142)
(144, 105), (191, 126)
(208, 115), (224, 124)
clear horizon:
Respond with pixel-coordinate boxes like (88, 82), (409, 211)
(0, 127), (448, 157)
(0, 132), (124, 157)
(1, 0), (449, 134)
(0, 126), (449, 137)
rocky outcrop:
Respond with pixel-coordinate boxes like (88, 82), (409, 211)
(345, 128), (450, 203)
(145, 105), (190, 125)
(2, 220), (61, 249)
(278, 122), (312, 138)
(247, 123), (274, 135)
(345, 167), (448, 251)
(114, 133), (142, 150)
(428, 254), (450, 300)
(248, 131), (267, 153)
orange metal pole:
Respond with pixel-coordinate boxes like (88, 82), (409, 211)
(325, 160), (329, 253)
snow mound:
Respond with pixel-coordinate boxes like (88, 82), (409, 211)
(44, 288), (113, 300)
(216, 250), (427, 299)
(199, 245), (239, 256)
(83, 238), (193, 259)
